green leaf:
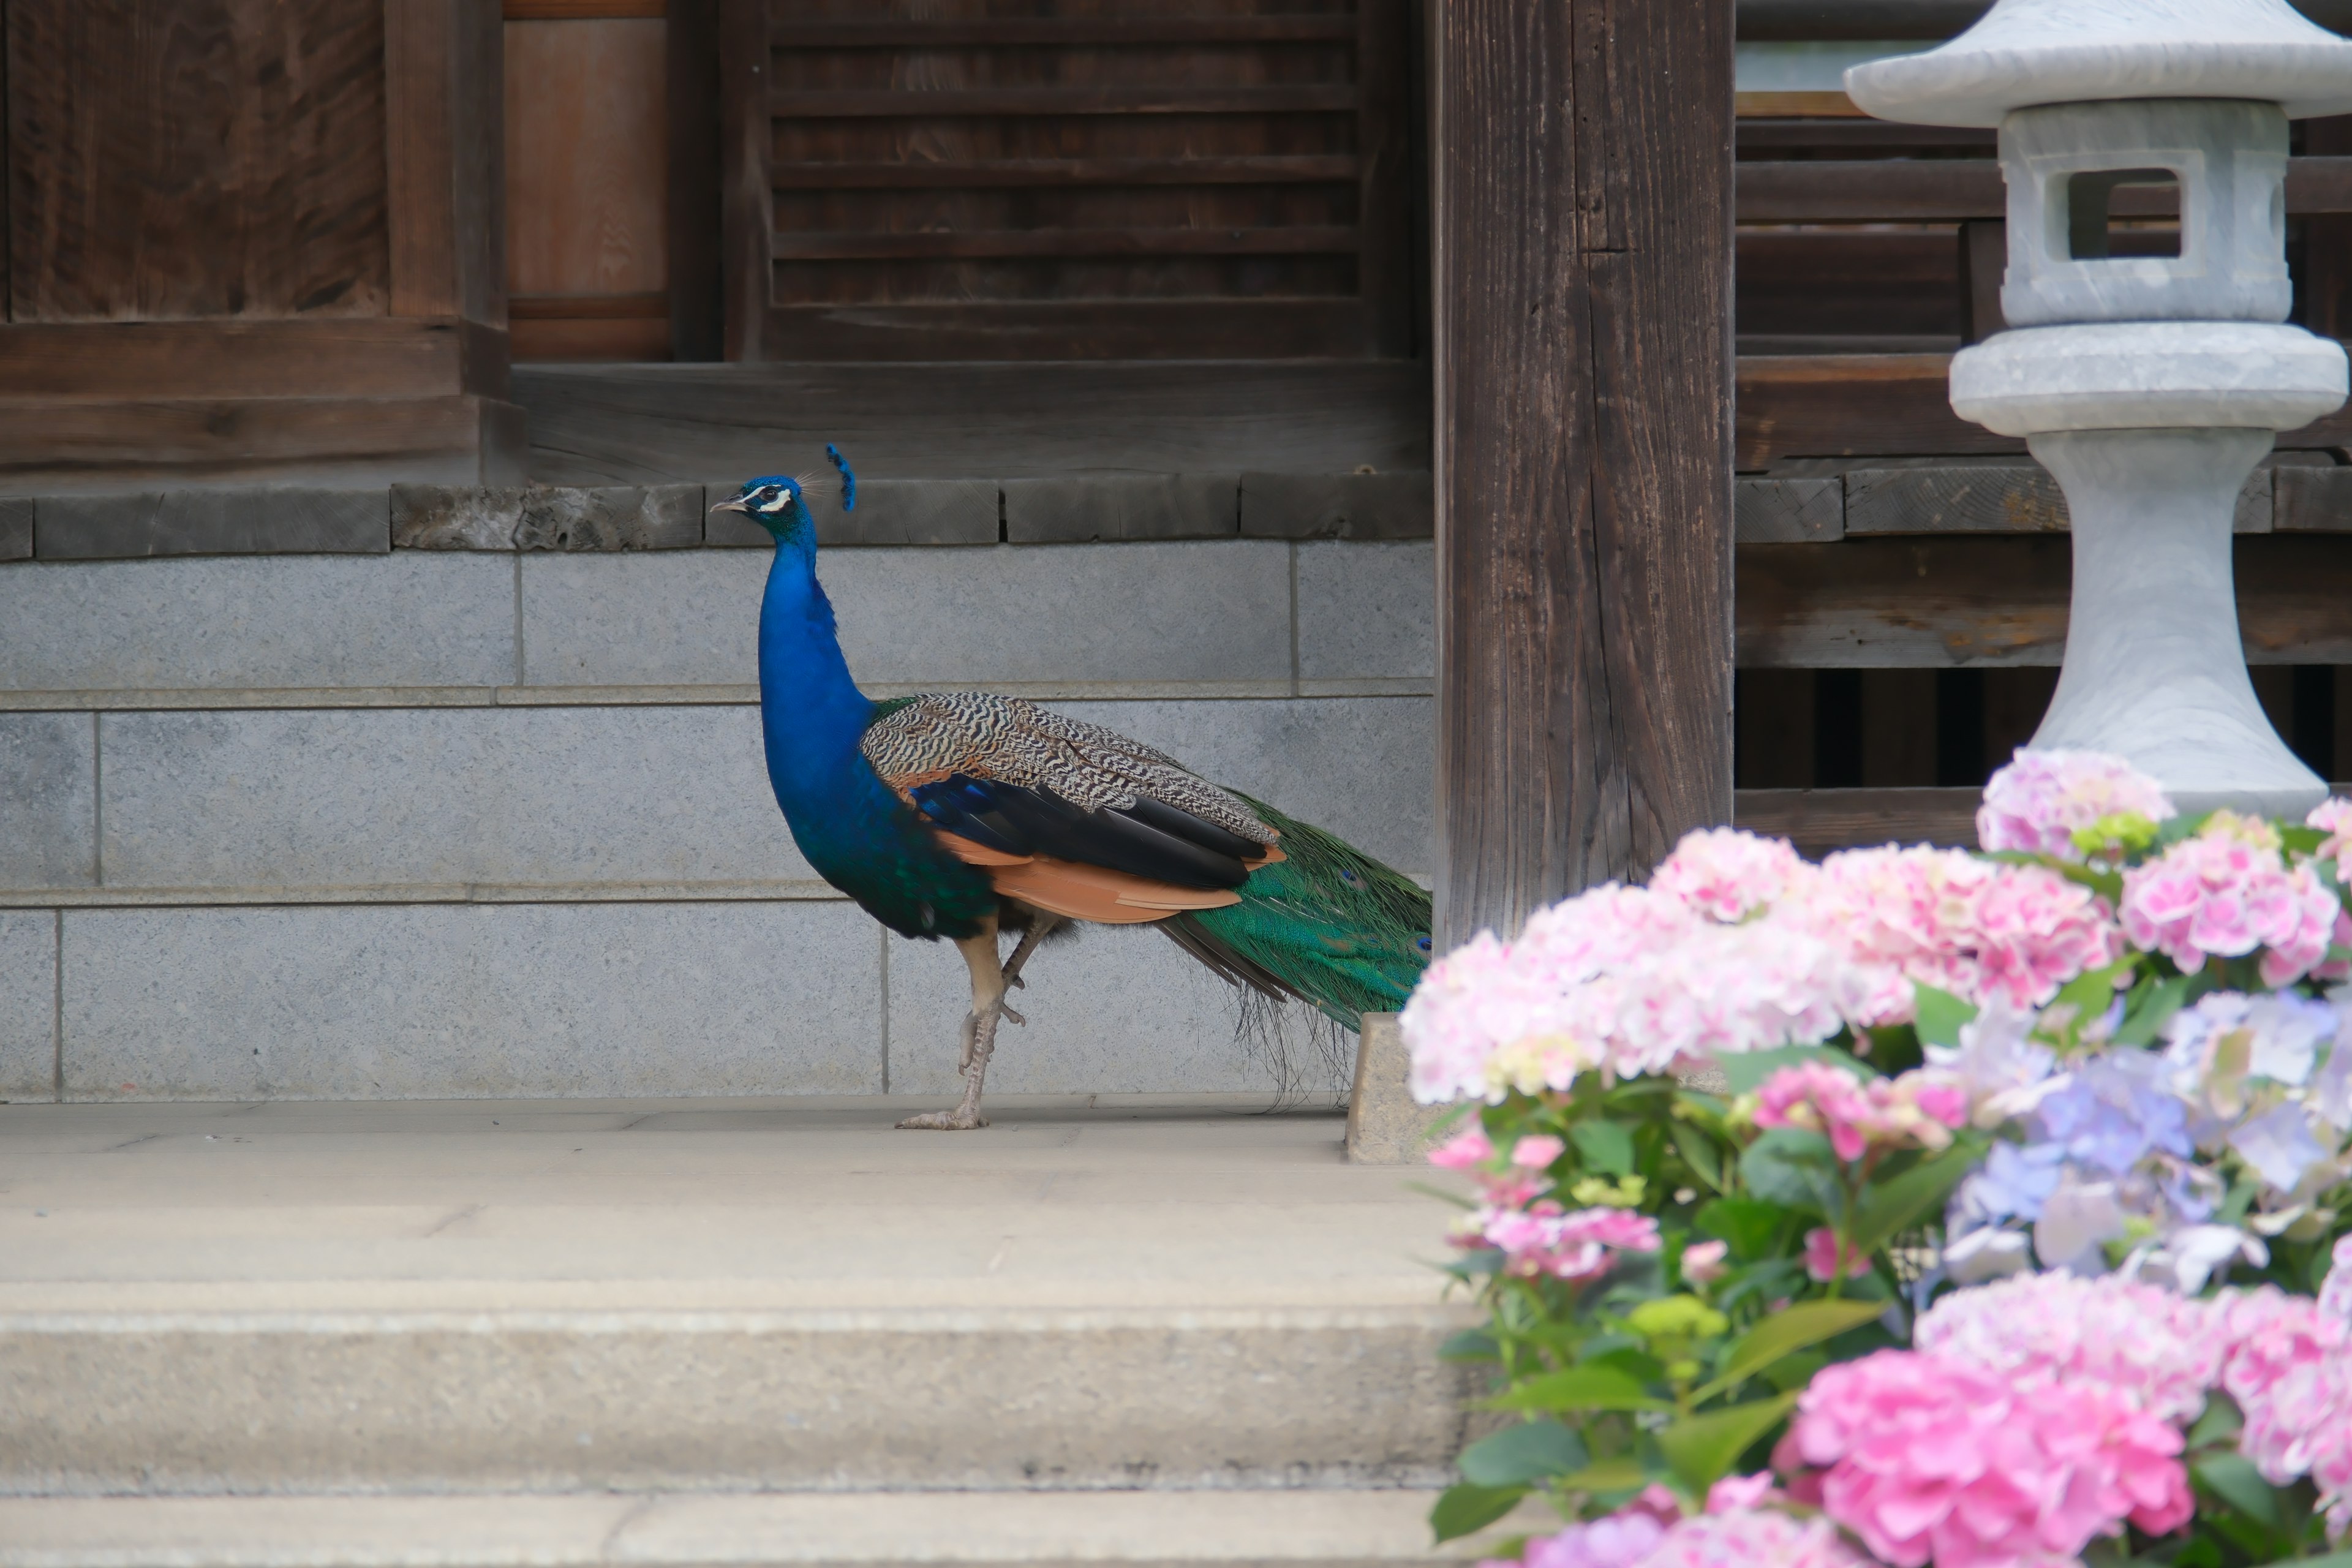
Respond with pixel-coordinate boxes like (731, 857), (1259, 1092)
(1556, 1457), (1654, 1496)
(1910, 984), (1977, 1049)
(1656, 1392), (1800, 1494)
(1762, 1350), (1827, 1392)
(1717, 1045), (1877, 1095)
(1695, 1196), (1788, 1261)
(1738, 1128), (1844, 1216)
(1484, 1362), (1670, 1414)
(1440, 1329), (1500, 1363)
(2049, 958), (2135, 1032)
(1670, 1121), (1727, 1194)
(1846, 1144), (1980, 1254)
(1571, 1119), (1637, 1177)
(2114, 973), (2193, 1049)
(1430, 1482), (1526, 1543)
(2277, 1552), (2352, 1568)
(1458, 1420), (1591, 1487)
(2193, 1453), (2282, 1529)
(2186, 1392), (2243, 1449)
(1691, 1297), (1891, 1403)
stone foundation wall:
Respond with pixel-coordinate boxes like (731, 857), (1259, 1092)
(0, 491), (1434, 1102)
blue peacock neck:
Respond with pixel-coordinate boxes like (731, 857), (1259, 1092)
(755, 505), (875, 815)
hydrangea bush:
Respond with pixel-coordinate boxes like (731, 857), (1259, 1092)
(1405, 750), (2352, 1568)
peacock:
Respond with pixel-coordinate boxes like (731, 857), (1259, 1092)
(712, 452), (1432, 1129)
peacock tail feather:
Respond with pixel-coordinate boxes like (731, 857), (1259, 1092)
(1161, 793), (1431, 1031)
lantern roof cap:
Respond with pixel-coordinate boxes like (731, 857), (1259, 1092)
(1846, 0), (2352, 127)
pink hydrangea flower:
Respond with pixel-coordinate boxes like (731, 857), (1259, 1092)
(2215, 1287), (2352, 1538)
(1793, 1350), (2193, 1568)
(1789, 845), (2125, 1022)
(1428, 1125), (1493, 1170)
(1651, 828), (1811, 923)
(1644, 1510), (1868, 1568)
(1802, 1227), (1869, 1283)
(1704, 1473), (1781, 1513)
(1913, 1271), (2224, 1422)
(1512, 1134), (1567, 1169)
(1681, 1238), (1730, 1287)
(2321, 1234), (2352, 1323)
(1522, 1513), (1668, 1568)
(1752, 1063), (1969, 1161)
(2310, 796), (2352, 884)
(2119, 811), (2343, 986)
(1977, 748), (2174, 861)
(1464, 1204), (1662, 1281)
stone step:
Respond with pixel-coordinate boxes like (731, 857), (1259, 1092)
(0, 1099), (1477, 1497)
(0, 1491), (1460, 1568)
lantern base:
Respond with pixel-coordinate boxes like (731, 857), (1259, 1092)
(2025, 427), (2326, 819)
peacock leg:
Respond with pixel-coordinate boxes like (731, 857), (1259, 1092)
(990, 911), (1062, 1028)
(897, 915), (1006, 1131)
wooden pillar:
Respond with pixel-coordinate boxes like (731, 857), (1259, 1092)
(1431, 0), (1735, 949)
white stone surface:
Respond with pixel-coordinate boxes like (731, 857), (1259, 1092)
(2027, 428), (2326, 813)
(59, 902), (884, 1099)
(1997, 100), (2288, 327)
(0, 715), (94, 890)
(1057, 696), (1435, 875)
(96, 707), (815, 893)
(0, 912), (53, 1102)
(886, 922), (1325, 1098)
(1949, 322), (2348, 435)
(1846, 0), (2352, 127)
(520, 543), (1296, 690)
(0, 556), (514, 693)
(1296, 541), (1433, 683)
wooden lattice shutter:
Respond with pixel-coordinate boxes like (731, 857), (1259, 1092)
(718, 1), (1413, 360)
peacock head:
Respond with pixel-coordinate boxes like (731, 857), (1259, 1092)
(710, 447), (857, 553)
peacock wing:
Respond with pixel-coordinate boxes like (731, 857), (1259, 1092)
(860, 692), (1282, 919)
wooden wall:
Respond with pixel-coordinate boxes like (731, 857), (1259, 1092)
(0, 0), (521, 489)
(718, 0), (1414, 361)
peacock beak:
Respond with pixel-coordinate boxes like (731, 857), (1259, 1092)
(709, 496), (750, 514)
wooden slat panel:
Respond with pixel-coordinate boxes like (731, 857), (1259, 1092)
(1733, 787), (1980, 855)
(0, 318), (496, 401)
(769, 18), (1356, 47)
(508, 1), (665, 16)
(511, 293), (669, 319)
(771, 156), (1359, 189)
(1736, 157), (2352, 223)
(506, 19), (668, 299)
(0, 394), (524, 489)
(755, 298), (1376, 361)
(1733, 536), (2352, 668)
(769, 225), (1357, 260)
(1736, 1), (1990, 40)
(7, 1), (388, 322)
(771, 86), (1357, 119)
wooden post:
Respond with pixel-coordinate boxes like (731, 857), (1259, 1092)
(1431, 0), (1735, 949)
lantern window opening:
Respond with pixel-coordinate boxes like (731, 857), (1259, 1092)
(2064, 168), (2184, 260)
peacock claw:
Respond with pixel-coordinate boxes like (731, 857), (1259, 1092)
(895, 1107), (989, 1131)
(1000, 1003), (1026, 1027)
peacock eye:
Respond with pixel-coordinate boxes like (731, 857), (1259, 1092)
(1415, 937), (1432, 952)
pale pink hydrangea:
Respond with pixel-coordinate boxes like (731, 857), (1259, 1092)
(1462, 1204), (1662, 1281)
(2310, 796), (2352, 884)
(1977, 748), (2174, 861)
(1793, 1350), (2193, 1568)
(1651, 827), (1811, 923)
(2323, 1234), (2352, 1322)
(2119, 811), (2343, 986)
(1521, 1513), (1668, 1568)
(1752, 1062), (1968, 1161)
(1428, 1125), (1493, 1170)
(1680, 1238), (1730, 1286)
(1788, 845), (2125, 1023)
(1642, 1510), (1869, 1568)
(1913, 1271), (2224, 1422)
(2215, 1287), (2352, 1538)
(1803, 1227), (1870, 1283)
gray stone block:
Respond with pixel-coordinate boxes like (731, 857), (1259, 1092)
(1844, 464), (2273, 535)
(1296, 541), (1433, 683)
(706, 478), (1000, 548)
(1003, 475), (1238, 543)
(0, 498), (29, 562)
(60, 902), (881, 1099)
(1055, 696), (1435, 876)
(98, 707), (812, 892)
(520, 543), (1294, 690)
(395, 486), (703, 551)
(34, 490), (389, 559)
(1347, 1013), (1450, 1164)
(0, 715), (95, 890)
(1735, 477), (1844, 543)
(1240, 472), (1434, 540)
(0, 911), (55, 1101)
(887, 922), (1319, 1098)
(0, 555), (516, 693)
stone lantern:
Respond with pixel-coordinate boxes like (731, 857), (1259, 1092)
(1848, 0), (2352, 816)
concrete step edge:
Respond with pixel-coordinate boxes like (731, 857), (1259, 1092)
(0, 1490), (1464, 1568)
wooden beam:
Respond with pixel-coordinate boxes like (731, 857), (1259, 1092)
(384, 0), (505, 323)
(1433, 0), (1734, 946)
(766, 86), (1359, 119)
(716, 0), (769, 361)
(766, 227), (1359, 260)
(667, 0), (723, 360)
(767, 17), (1355, 47)
(767, 156), (1360, 190)
(0, 319), (505, 401)
(1732, 787), (1980, 855)
(1736, 156), (2352, 223)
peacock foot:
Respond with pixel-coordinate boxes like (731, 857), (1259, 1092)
(895, 1106), (989, 1131)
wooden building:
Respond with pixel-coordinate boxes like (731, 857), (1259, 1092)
(2, 0), (2349, 948)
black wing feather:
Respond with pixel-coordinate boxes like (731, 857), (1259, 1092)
(910, 774), (1250, 890)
